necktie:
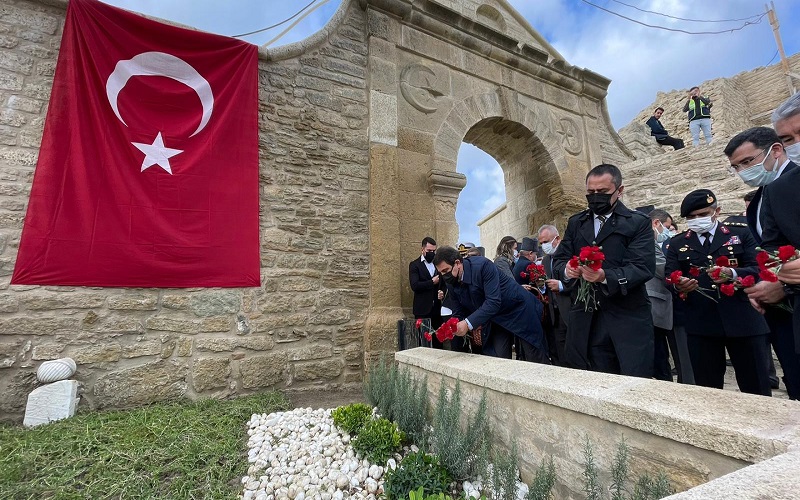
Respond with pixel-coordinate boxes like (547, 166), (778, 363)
(702, 233), (710, 252)
(597, 215), (607, 236)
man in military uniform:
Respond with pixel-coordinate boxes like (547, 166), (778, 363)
(665, 189), (771, 396)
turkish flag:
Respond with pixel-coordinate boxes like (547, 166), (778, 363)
(12, 0), (260, 287)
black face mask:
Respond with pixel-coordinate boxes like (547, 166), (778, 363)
(442, 272), (457, 286)
(424, 251), (435, 263)
(586, 190), (617, 215)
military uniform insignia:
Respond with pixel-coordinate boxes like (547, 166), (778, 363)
(729, 258), (739, 268)
(707, 195), (714, 203)
(684, 231), (692, 239)
(723, 236), (741, 245)
(679, 247), (689, 252)
(720, 225), (730, 234)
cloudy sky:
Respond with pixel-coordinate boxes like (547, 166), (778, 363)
(103, 0), (800, 245)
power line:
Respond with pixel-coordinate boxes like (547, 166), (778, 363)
(766, 50), (779, 66)
(609, 0), (762, 23)
(232, 0), (319, 38)
(579, 0), (767, 35)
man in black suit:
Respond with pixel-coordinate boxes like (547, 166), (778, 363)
(665, 189), (771, 396)
(759, 92), (800, 375)
(552, 164), (655, 377)
(724, 127), (800, 399)
(645, 107), (684, 150)
(409, 236), (444, 348)
(535, 226), (571, 366)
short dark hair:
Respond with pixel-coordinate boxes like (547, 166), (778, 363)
(743, 190), (758, 203)
(724, 127), (780, 158)
(649, 208), (671, 223)
(654, 107), (664, 113)
(586, 164), (622, 188)
(433, 246), (460, 267)
(421, 236), (437, 247)
(690, 86), (699, 92)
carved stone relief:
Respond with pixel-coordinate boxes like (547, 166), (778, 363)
(399, 63), (448, 114)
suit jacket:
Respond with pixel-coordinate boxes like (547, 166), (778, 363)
(760, 160), (800, 346)
(512, 255), (533, 286)
(445, 256), (545, 351)
(552, 202), (655, 374)
(645, 241), (673, 330)
(541, 253), (572, 327)
(664, 223), (768, 338)
(409, 257), (441, 317)
(747, 161), (798, 245)
(645, 116), (669, 139)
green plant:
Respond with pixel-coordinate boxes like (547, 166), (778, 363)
(526, 455), (556, 500)
(631, 471), (674, 500)
(490, 441), (520, 500)
(391, 369), (430, 444)
(430, 381), (490, 481)
(331, 403), (373, 435)
(384, 451), (451, 500)
(351, 416), (404, 464)
(365, 354), (398, 420)
(610, 438), (629, 500)
(581, 437), (601, 500)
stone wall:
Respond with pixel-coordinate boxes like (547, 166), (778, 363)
(397, 349), (800, 499)
(0, 0), (369, 421)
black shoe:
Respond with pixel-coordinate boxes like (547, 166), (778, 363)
(770, 377), (780, 390)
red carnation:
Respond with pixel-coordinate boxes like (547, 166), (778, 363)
(756, 250), (771, 269)
(415, 318), (422, 329)
(709, 267), (723, 281)
(778, 245), (797, 263)
(759, 269), (779, 282)
(589, 250), (605, 262)
(568, 256), (580, 268)
(666, 270), (683, 285)
(715, 256), (729, 267)
(720, 283), (736, 296)
(526, 263), (538, 272)
(588, 260), (603, 271)
(739, 275), (756, 288)
(579, 247), (593, 260)
(678, 292), (688, 301)
(435, 317), (459, 343)
(520, 272), (527, 279)
(424, 331), (432, 342)
(689, 267), (701, 277)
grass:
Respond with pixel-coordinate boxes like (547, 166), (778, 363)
(0, 392), (290, 499)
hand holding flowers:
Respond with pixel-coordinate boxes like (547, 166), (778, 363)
(568, 246), (605, 311)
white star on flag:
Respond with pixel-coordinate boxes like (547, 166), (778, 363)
(132, 132), (183, 174)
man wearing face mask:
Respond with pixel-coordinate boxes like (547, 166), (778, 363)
(552, 164), (655, 377)
(537, 225), (571, 366)
(409, 236), (445, 348)
(665, 189), (771, 396)
(433, 246), (549, 362)
(755, 93), (800, 397)
(724, 127), (800, 399)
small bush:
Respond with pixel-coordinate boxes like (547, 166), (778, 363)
(331, 403), (373, 435)
(489, 442), (520, 500)
(610, 438), (629, 500)
(384, 451), (451, 500)
(351, 417), (404, 464)
(526, 455), (556, 500)
(581, 437), (601, 500)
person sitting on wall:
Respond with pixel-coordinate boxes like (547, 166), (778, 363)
(645, 107), (685, 150)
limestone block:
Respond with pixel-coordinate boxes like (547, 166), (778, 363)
(192, 357), (231, 392)
(369, 91), (397, 146)
(23, 380), (79, 428)
(107, 293), (158, 311)
(239, 353), (287, 389)
(121, 340), (162, 359)
(93, 360), (188, 408)
(292, 358), (345, 382)
(287, 345), (333, 361)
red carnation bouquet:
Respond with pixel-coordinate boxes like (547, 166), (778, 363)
(568, 246), (605, 311)
(665, 270), (718, 302)
(756, 245), (799, 283)
(520, 263), (547, 288)
(415, 317), (461, 345)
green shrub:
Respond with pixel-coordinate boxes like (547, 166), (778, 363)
(365, 354), (398, 419)
(331, 403), (373, 435)
(526, 455), (556, 500)
(490, 442), (519, 500)
(351, 417), (404, 464)
(384, 451), (451, 500)
(610, 438), (629, 500)
(581, 437), (601, 500)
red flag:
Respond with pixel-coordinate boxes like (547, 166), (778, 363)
(12, 0), (260, 287)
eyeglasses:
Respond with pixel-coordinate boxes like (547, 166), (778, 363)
(727, 147), (770, 174)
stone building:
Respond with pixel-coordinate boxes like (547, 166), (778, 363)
(0, 0), (629, 420)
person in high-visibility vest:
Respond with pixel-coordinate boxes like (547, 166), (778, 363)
(683, 86), (713, 147)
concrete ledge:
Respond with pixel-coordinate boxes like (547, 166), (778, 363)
(396, 348), (800, 497)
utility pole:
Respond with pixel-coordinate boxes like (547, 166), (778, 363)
(766, 1), (798, 95)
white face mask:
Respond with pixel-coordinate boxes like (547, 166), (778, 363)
(737, 145), (778, 187)
(541, 241), (556, 255)
(687, 216), (715, 234)
(654, 222), (673, 243)
(785, 142), (800, 163)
